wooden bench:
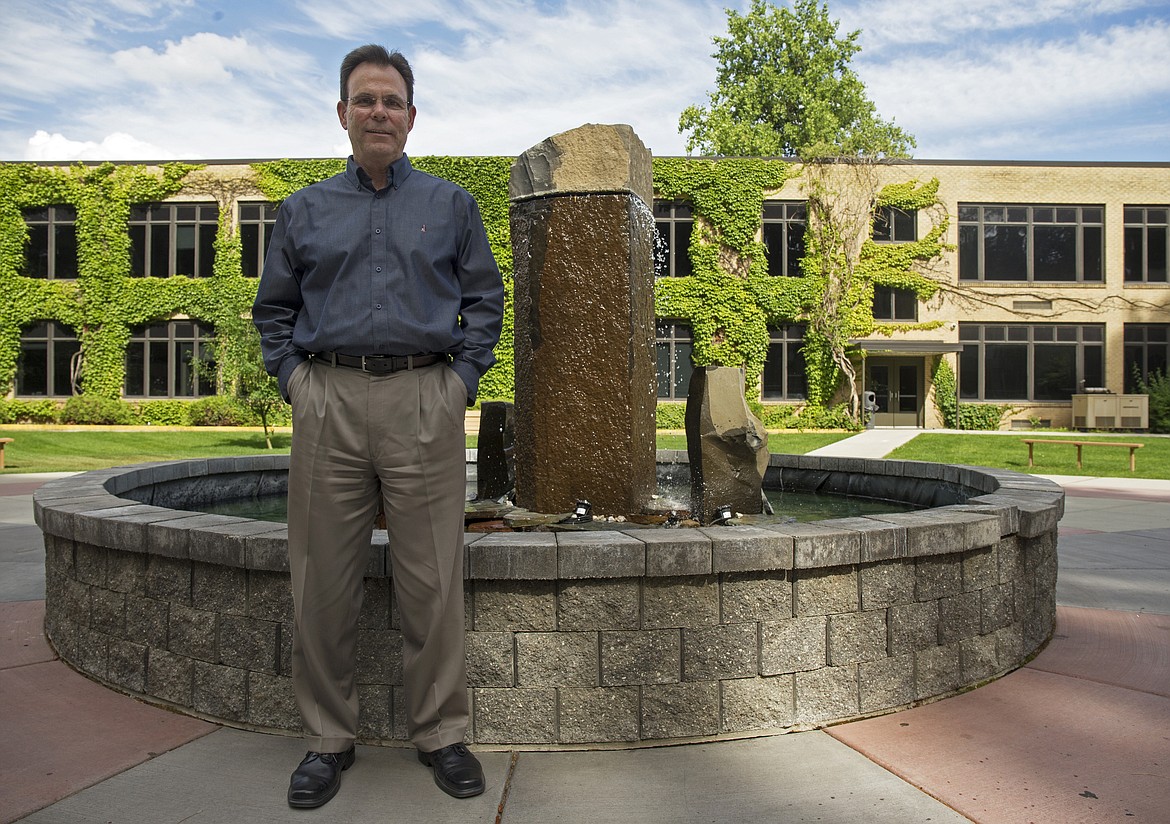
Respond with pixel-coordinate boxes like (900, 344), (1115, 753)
(1023, 438), (1144, 472)
(0, 437), (12, 470)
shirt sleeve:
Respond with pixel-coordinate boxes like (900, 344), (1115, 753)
(448, 195), (505, 405)
(252, 202), (309, 401)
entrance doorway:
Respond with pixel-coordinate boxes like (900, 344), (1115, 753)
(866, 359), (922, 427)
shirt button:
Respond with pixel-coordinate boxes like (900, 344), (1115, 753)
(375, 228), (382, 234)
(375, 266), (382, 273)
(376, 304), (382, 309)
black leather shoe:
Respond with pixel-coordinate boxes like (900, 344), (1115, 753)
(418, 743), (485, 798)
(287, 746), (356, 808)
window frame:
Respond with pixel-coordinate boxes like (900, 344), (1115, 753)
(957, 203), (1104, 283)
(1123, 206), (1168, 284)
(123, 320), (216, 398)
(761, 324), (808, 401)
(129, 202), (219, 278)
(1124, 324), (1169, 392)
(655, 320), (694, 400)
(872, 205), (917, 243)
(761, 201), (806, 277)
(872, 285), (918, 322)
(239, 202), (281, 278)
(16, 322), (81, 396)
(958, 323), (1104, 402)
(654, 200), (694, 278)
(21, 205), (78, 279)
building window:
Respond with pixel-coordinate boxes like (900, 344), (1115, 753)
(1124, 206), (1168, 283)
(129, 203), (218, 278)
(872, 285), (918, 321)
(21, 206), (78, 279)
(124, 321), (215, 397)
(240, 202), (280, 278)
(872, 206), (917, 242)
(654, 201), (694, 278)
(762, 201), (806, 277)
(958, 204), (1103, 282)
(762, 325), (807, 400)
(1124, 324), (1169, 392)
(16, 322), (80, 396)
(656, 321), (694, 400)
(958, 323), (1104, 401)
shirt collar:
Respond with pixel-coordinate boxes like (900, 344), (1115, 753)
(346, 154), (414, 192)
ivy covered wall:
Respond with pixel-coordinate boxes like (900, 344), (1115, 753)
(0, 157), (945, 410)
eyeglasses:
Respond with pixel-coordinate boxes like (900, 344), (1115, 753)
(346, 94), (411, 112)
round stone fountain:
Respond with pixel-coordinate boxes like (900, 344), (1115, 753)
(34, 124), (1060, 747)
(34, 451), (1060, 747)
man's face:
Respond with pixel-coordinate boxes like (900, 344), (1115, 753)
(337, 62), (416, 172)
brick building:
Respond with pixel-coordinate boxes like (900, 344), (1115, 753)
(4, 158), (1168, 430)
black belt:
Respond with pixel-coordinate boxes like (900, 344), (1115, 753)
(313, 351), (446, 375)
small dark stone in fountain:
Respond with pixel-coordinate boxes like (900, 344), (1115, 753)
(476, 401), (515, 501)
(466, 499), (514, 521)
(503, 509), (567, 531)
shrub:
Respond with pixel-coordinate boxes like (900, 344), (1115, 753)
(136, 400), (190, 427)
(187, 395), (254, 426)
(933, 359), (958, 428)
(58, 395), (139, 425)
(761, 402), (858, 431)
(1135, 368), (1170, 434)
(655, 402), (687, 429)
(956, 403), (1011, 431)
(0, 398), (61, 424)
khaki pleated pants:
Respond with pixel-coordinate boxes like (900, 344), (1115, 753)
(286, 358), (469, 754)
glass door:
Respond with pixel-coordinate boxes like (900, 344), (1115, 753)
(866, 359), (922, 427)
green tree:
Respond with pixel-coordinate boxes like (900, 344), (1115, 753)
(679, 0), (915, 159)
(206, 311), (284, 449)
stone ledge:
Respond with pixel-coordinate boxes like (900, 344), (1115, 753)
(34, 453), (1064, 580)
(35, 453), (1062, 748)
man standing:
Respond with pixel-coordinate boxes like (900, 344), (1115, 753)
(253, 44), (504, 808)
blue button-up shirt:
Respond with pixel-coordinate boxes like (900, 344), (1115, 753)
(253, 155), (505, 402)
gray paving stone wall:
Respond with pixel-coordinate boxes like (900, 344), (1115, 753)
(35, 453), (1061, 747)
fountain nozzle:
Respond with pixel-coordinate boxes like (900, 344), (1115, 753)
(561, 499), (593, 524)
(710, 504), (735, 526)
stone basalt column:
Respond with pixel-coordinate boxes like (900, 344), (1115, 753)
(686, 366), (770, 524)
(509, 124), (656, 516)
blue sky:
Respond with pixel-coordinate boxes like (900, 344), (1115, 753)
(1, 0), (1168, 163)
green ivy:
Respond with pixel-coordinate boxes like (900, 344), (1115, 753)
(3, 156), (948, 421)
(0, 162), (202, 399)
(653, 157), (797, 398)
(933, 358), (1012, 430)
(411, 157), (515, 401)
(933, 357), (959, 428)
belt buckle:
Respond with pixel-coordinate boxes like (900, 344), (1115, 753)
(360, 354), (401, 375)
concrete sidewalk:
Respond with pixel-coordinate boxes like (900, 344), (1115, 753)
(2, 432), (1168, 823)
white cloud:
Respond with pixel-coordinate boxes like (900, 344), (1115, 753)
(865, 21), (1170, 142)
(0, 0), (1165, 162)
(397, 0), (731, 156)
(843, 0), (1156, 50)
(25, 130), (176, 161)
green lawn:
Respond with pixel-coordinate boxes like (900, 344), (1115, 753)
(2, 428), (853, 474)
(0, 428), (292, 473)
(888, 433), (1170, 480)
(3, 427), (1164, 480)
(656, 431), (852, 454)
